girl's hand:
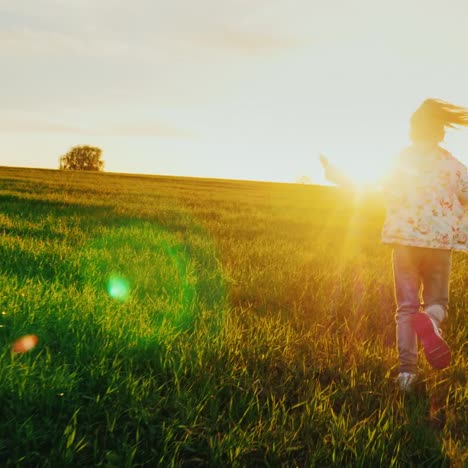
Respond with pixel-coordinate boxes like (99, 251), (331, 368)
(319, 154), (329, 169)
(319, 154), (354, 188)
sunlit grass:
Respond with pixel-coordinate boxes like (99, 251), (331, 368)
(0, 166), (466, 466)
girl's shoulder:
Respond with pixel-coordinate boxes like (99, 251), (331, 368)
(437, 146), (454, 160)
(403, 144), (462, 164)
(437, 147), (466, 171)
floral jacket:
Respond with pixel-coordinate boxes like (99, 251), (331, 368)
(381, 143), (468, 252)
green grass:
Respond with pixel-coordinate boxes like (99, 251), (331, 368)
(0, 166), (466, 467)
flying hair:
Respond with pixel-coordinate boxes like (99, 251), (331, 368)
(410, 98), (468, 143)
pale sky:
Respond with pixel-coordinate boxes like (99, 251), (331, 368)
(2, 0), (468, 184)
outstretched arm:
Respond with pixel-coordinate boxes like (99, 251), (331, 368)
(319, 154), (356, 190)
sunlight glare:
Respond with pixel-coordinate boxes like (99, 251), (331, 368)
(337, 153), (392, 188)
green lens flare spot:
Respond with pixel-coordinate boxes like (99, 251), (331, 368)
(107, 275), (131, 301)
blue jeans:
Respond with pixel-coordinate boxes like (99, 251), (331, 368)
(392, 245), (451, 373)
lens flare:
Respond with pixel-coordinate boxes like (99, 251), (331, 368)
(107, 275), (131, 301)
(11, 334), (38, 353)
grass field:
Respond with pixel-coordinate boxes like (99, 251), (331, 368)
(0, 166), (466, 467)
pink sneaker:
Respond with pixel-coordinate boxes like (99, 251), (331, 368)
(413, 313), (451, 369)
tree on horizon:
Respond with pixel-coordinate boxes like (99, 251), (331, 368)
(59, 145), (104, 171)
(295, 175), (312, 184)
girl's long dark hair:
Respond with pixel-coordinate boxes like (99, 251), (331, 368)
(410, 98), (468, 143)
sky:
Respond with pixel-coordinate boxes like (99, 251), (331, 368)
(2, 0), (468, 184)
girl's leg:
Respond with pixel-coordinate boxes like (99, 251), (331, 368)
(421, 248), (451, 326)
(392, 246), (421, 374)
(412, 248), (452, 369)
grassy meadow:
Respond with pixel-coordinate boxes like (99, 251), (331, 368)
(0, 166), (466, 467)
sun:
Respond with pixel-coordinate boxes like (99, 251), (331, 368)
(346, 164), (381, 186)
(335, 154), (392, 189)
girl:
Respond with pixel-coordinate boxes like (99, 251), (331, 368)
(321, 99), (468, 391)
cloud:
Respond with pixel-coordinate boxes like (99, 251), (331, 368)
(187, 27), (303, 55)
(0, 25), (303, 61)
(0, 27), (130, 58)
(106, 124), (195, 139)
(0, 116), (194, 139)
(0, 118), (91, 135)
